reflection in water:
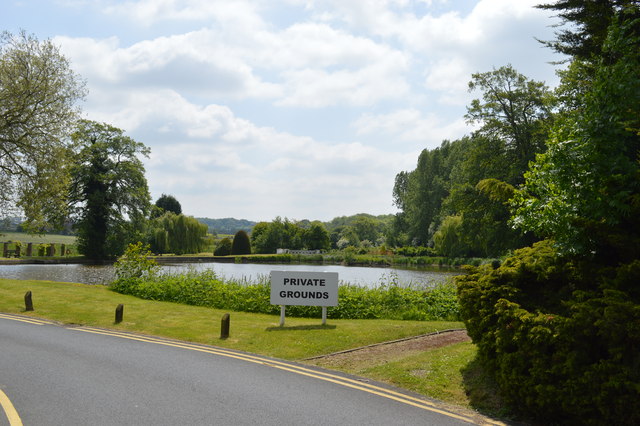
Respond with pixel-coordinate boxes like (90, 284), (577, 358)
(0, 262), (459, 288)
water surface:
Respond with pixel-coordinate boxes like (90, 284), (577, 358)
(0, 262), (459, 288)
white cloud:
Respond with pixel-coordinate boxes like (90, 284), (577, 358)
(56, 32), (282, 100)
(353, 108), (470, 149)
(102, 0), (265, 29)
(27, 0), (563, 221)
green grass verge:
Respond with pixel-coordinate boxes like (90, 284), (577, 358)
(0, 278), (461, 360)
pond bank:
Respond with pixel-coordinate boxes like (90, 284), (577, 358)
(0, 255), (463, 271)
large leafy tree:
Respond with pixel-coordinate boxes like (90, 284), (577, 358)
(0, 30), (86, 230)
(69, 120), (151, 260)
(465, 65), (555, 184)
(302, 221), (331, 250)
(512, 10), (640, 260)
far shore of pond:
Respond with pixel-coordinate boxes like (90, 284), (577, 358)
(0, 255), (463, 271)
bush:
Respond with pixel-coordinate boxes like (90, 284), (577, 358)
(110, 265), (460, 321)
(231, 230), (251, 255)
(214, 237), (232, 256)
(393, 246), (436, 257)
(456, 240), (640, 424)
(113, 242), (159, 281)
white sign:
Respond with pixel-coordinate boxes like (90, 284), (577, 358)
(270, 271), (339, 307)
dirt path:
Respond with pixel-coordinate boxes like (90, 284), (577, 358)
(304, 329), (470, 370)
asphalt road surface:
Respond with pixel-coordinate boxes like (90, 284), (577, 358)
(0, 313), (485, 425)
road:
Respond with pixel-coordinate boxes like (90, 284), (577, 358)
(0, 313), (484, 425)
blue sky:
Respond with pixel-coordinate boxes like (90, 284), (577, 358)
(2, 0), (563, 222)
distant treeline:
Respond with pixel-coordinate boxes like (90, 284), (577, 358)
(195, 217), (256, 235)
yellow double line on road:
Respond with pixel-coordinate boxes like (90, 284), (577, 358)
(74, 326), (503, 426)
(0, 313), (52, 425)
(0, 313), (52, 326)
(0, 390), (23, 426)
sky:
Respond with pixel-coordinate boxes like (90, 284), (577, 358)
(2, 0), (564, 222)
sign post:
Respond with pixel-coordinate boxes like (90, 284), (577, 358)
(270, 271), (339, 326)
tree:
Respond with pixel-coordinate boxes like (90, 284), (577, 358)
(231, 230), (252, 255)
(214, 237), (232, 256)
(155, 193), (181, 216)
(458, 10), (640, 423)
(0, 30), (86, 231)
(302, 221), (330, 250)
(250, 217), (303, 253)
(536, 0), (639, 61)
(69, 120), (151, 260)
(432, 215), (466, 258)
(148, 212), (208, 255)
(392, 139), (468, 246)
(465, 65), (554, 184)
(512, 11), (640, 260)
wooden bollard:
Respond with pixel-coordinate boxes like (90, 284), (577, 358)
(115, 304), (124, 324)
(220, 313), (230, 339)
(24, 291), (34, 311)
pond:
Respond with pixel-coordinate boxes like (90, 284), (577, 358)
(0, 262), (460, 289)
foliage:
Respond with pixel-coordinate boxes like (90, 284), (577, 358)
(231, 230), (251, 255)
(154, 193), (181, 216)
(302, 221), (331, 250)
(511, 12), (640, 260)
(147, 212), (208, 255)
(251, 217), (308, 253)
(113, 242), (159, 281)
(536, 0), (637, 60)
(456, 240), (640, 424)
(325, 213), (392, 248)
(475, 179), (515, 204)
(110, 267), (460, 321)
(393, 246), (436, 257)
(392, 139), (467, 246)
(213, 237), (232, 256)
(432, 215), (466, 258)
(392, 66), (552, 257)
(68, 120), (151, 260)
(465, 65), (554, 184)
(0, 30), (86, 231)
(456, 7), (640, 424)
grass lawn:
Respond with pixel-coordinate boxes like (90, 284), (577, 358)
(0, 232), (76, 245)
(0, 278), (461, 359)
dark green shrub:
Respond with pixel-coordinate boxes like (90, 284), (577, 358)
(231, 230), (251, 255)
(214, 237), (232, 256)
(457, 240), (640, 424)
